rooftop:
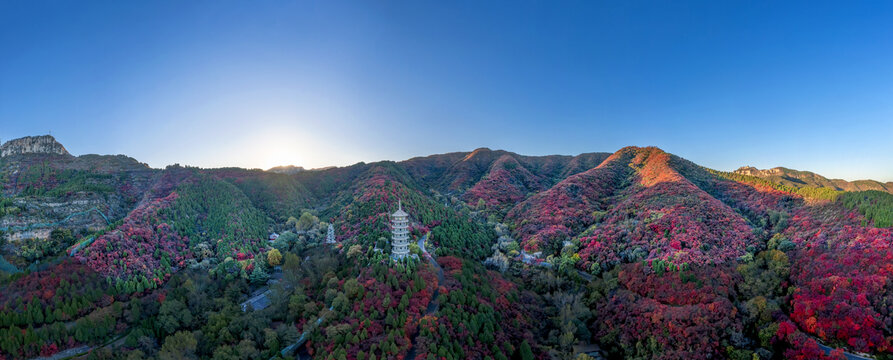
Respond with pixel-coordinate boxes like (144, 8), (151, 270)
(391, 199), (409, 217)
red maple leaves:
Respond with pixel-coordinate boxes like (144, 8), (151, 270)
(784, 206), (893, 353)
(76, 192), (189, 282)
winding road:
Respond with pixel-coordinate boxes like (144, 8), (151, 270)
(29, 346), (91, 360)
(275, 305), (334, 360)
(816, 338), (874, 360)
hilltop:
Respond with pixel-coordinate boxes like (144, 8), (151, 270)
(267, 165), (305, 174)
(0, 135), (70, 157)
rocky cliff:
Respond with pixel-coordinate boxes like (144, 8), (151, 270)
(0, 135), (70, 157)
(0, 135), (156, 243)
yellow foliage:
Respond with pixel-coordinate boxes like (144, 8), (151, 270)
(267, 249), (282, 266)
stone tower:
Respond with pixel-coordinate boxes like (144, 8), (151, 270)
(390, 200), (410, 259)
(326, 223), (336, 244)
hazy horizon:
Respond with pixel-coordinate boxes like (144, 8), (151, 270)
(2, 133), (892, 184)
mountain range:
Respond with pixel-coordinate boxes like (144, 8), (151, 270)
(1, 134), (891, 360)
(735, 166), (893, 193)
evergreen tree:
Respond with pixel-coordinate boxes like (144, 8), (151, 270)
(519, 340), (534, 360)
(250, 262), (270, 285)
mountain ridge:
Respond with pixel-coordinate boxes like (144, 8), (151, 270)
(5, 135), (890, 189)
(735, 165), (893, 193)
(2, 135), (893, 359)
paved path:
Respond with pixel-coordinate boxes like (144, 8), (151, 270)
(816, 339), (874, 360)
(2, 207), (111, 233)
(28, 345), (91, 360)
(27, 332), (126, 360)
(275, 305), (334, 360)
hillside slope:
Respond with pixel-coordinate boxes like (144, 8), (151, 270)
(75, 166), (271, 285)
(506, 147), (759, 268)
(398, 148), (610, 210)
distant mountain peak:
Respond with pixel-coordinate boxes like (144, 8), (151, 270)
(733, 165), (893, 193)
(462, 147), (496, 162)
(267, 165), (305, 174)
(0, 135), (70, 157)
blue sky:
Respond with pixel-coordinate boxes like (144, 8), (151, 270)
(1, 1), (891, 181)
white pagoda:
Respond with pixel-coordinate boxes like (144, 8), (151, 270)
(325, 224), (336, 244)
(390, 200), (410, 259)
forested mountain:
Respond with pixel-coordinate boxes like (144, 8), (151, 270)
(401, 148), (610, 200)
(735, 166), (893, 193)
(1, 135), (892, 360)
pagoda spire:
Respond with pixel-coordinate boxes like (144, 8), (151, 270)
(390, 199), (410, 259)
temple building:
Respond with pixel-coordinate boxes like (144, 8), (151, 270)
(390, 200), (410, 259)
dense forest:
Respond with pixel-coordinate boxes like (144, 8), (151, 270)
(1, 144), (892, 360)
(839, 190), (893, 228)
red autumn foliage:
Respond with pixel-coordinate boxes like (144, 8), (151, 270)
(776, 320), (848, 359)
(618, 262), (736, 305)
(462, 154), (549, 211)
(414, 257), (541, 359)
(0, 260), (107, 324)
(593, 263), (744, 360)
(437, 256), (463, 274)
(307, 263), (439, 359)
(506, 148), (636, 252)
(77, 192), (190, 282)
(578, 179), (757, 269)
(784, 205), (893, 353)
(507, 147), (758, 268)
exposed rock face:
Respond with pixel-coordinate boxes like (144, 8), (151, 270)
(0, 195), (132, 241)
(0, 135), (157, 241)
(734, 166), (776, 177)
(0, 135), (70, 157)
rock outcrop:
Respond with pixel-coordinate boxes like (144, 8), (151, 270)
(0, 135), (70, 157)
